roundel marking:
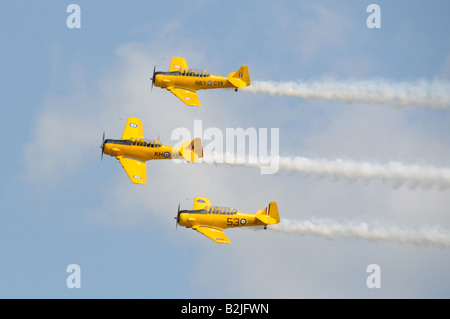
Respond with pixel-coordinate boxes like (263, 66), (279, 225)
(240, 218), (247, 225)
(197, 199), (205, 203)
(129, 122), (138, 128)
(163, 152), (170, 158)
(133, 175), (142, 179)
(207, 81), (212, 86)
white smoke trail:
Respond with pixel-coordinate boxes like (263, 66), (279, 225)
(242, 79), (450, 109)
(203, 155), (450, 189)
(270, 218), (450, 248)
(276, 156), (450, 189)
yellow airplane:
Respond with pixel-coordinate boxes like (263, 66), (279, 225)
(150, 57), (251, 106)
(175, 197), (280, 243)
(100, 117), (203, 184)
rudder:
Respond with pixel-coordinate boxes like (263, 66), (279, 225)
(255, 201), (280, 225)
(179, 137), (203, 162)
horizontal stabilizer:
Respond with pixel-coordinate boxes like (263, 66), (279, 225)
(227, 77), (248, 88)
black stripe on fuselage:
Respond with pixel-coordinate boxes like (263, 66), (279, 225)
(180, 209), (238, 216)
(104, 139), (131, 145)
(180, 209), (207, 215)
(155, 71), (179, 76)
(105, 139), (162, 148)
(155, 71), (210, 78)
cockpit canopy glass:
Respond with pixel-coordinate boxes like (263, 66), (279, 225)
(179, 68), (210, 77)
(205, 206), (237, 215)
(130, 137), (161, 148)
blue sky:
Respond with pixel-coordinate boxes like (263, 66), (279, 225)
(1, 1), (449, 298)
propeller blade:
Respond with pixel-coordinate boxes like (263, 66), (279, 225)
(100, 131), (105, 161)
(151, 65), (156, 92)
(175, 204), (181, 230)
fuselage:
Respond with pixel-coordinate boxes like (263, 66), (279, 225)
(103, 138), (175, 161)
(154, 70), (235, 91)
(178, 208), (267, 230)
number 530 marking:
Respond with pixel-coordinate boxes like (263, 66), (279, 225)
(227, 218), (240, 226)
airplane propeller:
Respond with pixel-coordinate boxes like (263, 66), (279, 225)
(150, 65), (156, 92)
(100, 131), (105, 161)
(174, 204), (181, 230)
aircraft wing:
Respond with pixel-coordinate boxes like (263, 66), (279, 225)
(121, 117), (144, 140)
(193, 197), (211, 210)
(118, 156), (147, 184)
(168, 87), (201, 106)
(169, 57), (188, 72)
(193, 225), (231, 244)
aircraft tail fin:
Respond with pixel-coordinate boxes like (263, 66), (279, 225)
(255, 201), (280, 225)
(179, 137), (203, 162)
(227, 65), (251, 87)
